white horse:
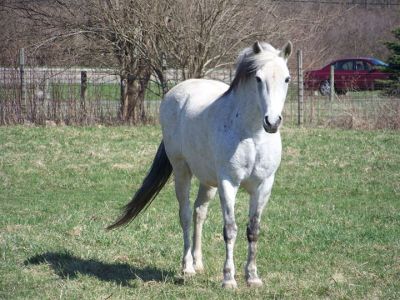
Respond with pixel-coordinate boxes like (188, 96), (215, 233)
(108, 41), (292, 288)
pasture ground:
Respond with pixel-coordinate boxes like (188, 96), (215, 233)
(0, 125), (399, 299)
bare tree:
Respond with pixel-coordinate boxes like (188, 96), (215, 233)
(3, 0), (398, 124)
(155, 0), (280, 79)
(4, 0), (154, 123)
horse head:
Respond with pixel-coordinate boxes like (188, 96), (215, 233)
(253, 41), (292, 133)
(228, 41), (292, 133)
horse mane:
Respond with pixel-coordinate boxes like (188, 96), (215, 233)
(224, 42), (280, 95)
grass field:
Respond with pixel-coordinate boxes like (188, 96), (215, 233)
(0, 125), (399, 299)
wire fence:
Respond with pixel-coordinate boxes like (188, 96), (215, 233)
(1, 49), (399, 129)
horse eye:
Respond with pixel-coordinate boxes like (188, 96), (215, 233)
(256, 76), (262, 83)
(285, 76), (291, 83)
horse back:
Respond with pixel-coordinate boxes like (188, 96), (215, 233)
(160, 79), (228, 139)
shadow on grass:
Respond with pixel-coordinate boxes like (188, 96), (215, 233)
(24, 251), (174, 286)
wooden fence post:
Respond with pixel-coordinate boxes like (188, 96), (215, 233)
(297, 49), (303, 126)
(329, 64), (334, 102)
(120, 75), (126, 120)
(80, 71), (87, 118)
(19, 48), (27, 116)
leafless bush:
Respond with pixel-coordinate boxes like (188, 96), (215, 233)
(324, 96), (400, 130)
(373, 98), (400, 130)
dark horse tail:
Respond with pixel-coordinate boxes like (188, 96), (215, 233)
(107, 141), (172, 230)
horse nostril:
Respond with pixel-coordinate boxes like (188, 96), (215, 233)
(277, 115), (282, 125)
(264, 116), (271, 127)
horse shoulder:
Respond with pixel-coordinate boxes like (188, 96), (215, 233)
(213, 131), (282, 186)
(252, 133), (282, 179)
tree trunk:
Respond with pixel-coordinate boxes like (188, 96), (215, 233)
(120, 67), (151, 124)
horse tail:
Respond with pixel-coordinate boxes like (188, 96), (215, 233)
(107, 141), (172, 230)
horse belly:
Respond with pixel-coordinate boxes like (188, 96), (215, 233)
(186, 157), (219, 187)
(181, 119), (219, 186)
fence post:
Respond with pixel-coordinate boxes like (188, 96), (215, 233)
(80, 71), (87, 119)
(120, 75), (127, 120)
(19, 48), (27, 116)
(329, 64), (334, 102)
(297, 49), (303, 126)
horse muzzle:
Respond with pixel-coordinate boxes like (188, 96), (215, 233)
(263, 115), (282, 133)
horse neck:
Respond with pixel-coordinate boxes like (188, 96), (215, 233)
(229, 82), (264, 135)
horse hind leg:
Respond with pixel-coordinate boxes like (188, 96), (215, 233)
(192, 184), (217, 272)
(173, 160), (195, 276)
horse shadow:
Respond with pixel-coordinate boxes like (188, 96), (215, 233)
(24, 251), (174, 286)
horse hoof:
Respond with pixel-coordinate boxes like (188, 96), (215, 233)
(222, 279), (237, 289)
(194, 263), (204, 273)
(182, 268), (196, 277)
(247, 277), (263, 288)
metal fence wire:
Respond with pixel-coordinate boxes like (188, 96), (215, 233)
(1, 49), (399, 129)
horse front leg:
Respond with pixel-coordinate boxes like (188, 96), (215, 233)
(218, 179), (239, 289)
(192, 184), (217, 272)
(245, 176), (274, 287)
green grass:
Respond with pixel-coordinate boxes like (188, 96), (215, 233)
(0, 126), (399, 299)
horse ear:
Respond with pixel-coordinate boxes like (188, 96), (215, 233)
(253, 41), (263, 54)
(280, 41), (293, 60)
